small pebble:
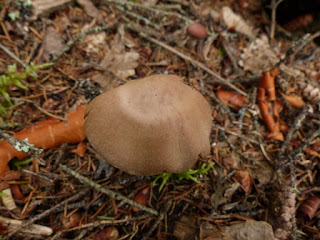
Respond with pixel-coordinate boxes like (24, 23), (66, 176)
(187, 23), (208, 39)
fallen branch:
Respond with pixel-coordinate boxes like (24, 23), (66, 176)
(59, 164), (159, 216)
(0, 215), (53, 236)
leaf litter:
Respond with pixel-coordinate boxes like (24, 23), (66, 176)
(0, 0), (320, 239)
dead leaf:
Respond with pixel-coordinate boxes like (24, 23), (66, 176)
(83, 30), (106, 54)
(224, 221), (275, 240)
(234, 170), (252, 195)
(280, 92), (306, 108)
(174, 218), (275, 240)
(221, 6), (255, 38)
(141, 0), (158, 5)
(76, 0), (103, 23)
(298, 196), (320, 221)
(250, 161), (274, 187)
(173, 216), (197, 240)
(239, 35), (279, 76)
(36, 26), (64, 61)
(92, 25), (139, 91)
(32, 0), (72, 19)
(71, 142), (87, 157)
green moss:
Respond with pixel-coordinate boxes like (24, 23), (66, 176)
(0, 62), (53, 116)
(153, 162), (214, 192)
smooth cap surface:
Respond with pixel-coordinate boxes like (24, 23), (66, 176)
(85, 74), (212, 175)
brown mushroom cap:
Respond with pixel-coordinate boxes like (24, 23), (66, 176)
(85, 74), (212, 175)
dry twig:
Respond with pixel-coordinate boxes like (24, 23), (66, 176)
(270, 0), (285, 40)
(59, 164), (159, 215)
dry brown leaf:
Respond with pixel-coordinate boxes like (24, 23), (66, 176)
(221, 6), (255, 38)
(76, 0), (103, 22)
(173, 216), (197, 240)
(224, 221), (275, 240)
(250, 160), (274, 187)
(239, 35), (279, 75)
(32, 0), (72, 19)
(36, 26), (64, 61)
(280, 93), (306, 108)
(83, 30), (106, 54)
(298, 196), (320, 221)
(140, 0), (158, 5)
(92, 25), (139, 91)
(234, 170), (252, 195)
(174, 218), (275, 240)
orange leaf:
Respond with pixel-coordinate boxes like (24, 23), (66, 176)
(71, 142), (87, 157)
(258, 72), (276, 101)
(234, 170), (252, 195)
(258, 70), (284, 141)
(298, 196), (320, 221)
(280, 93), (305, 108)
(0, 105), (87, 176)
(132, 185), (151, 212)
(217, 89), (247, 110)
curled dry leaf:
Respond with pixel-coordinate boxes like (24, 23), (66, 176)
(234, 169), (252, 195)
(0, 105), (87, 176)
(280, 92), (306, 108)
(94, 227), (119, 240)
(59, 213), (81, 229)
(217, 89), (247, 110)
(132, 185), (151, 212)
(71, 142), (87, 157)
(298, 195), (320, 221)
(221, 6), (255, 38)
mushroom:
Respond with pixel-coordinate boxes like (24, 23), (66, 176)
(85, 74), (212, 175)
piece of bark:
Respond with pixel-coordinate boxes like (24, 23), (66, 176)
(0, 216), (53, 235)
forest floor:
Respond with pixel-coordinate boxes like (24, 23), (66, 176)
(0, 0), (320, 239)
